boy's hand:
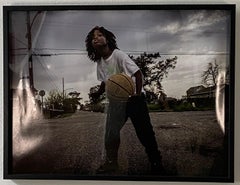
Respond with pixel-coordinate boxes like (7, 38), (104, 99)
(128, 93), (143, 102)
(90, 92), (101, 103)
(129, 94), (141, 98)
(91, 92), (100, 98)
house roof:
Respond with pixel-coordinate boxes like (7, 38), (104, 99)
(187, 85), (216, 96)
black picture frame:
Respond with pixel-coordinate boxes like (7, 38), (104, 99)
(3, 4), (235, 182)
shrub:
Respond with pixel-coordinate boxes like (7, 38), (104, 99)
(147, 104), (162, 111)
(173, 102), (196, 112)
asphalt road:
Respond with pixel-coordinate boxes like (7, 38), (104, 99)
(12, 110), (226, 179)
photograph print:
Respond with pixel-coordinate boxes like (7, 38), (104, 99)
(4, 5), (235, 182)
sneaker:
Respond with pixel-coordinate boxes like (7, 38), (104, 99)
(96, 160), (119, 174)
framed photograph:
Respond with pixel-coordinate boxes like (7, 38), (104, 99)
(3, 4), (235, 182)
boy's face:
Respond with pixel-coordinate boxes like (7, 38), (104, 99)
(91, 30), (107, 49)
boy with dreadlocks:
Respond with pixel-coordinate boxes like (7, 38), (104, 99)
(85, 26), (166, 175)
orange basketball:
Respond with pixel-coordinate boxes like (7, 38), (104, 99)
(106, 73), (135, 101)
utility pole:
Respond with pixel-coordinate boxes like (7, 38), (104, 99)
(39, 90), (45, 114)
(26, 11), (34, 92)
(26, 11), (42, 94)
(62, 77), (65, 100)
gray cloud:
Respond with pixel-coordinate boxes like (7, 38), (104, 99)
(10, 9), (231, 101)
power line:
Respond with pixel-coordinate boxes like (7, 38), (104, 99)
(33, 54), (61, 91)
(32, 48), (229, 56)
(10, 35), (28, 47)
(34, 47), (84, 51)
(36, 56), (60, 81)
(42, 20), (228, 35)
(11, 48), (27, 51)
(12, 51), (229, 56)
(34, 53), (87, 56)
(35, 58), (60, 91)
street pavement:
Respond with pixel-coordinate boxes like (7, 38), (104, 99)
(12, 110), (225, 179)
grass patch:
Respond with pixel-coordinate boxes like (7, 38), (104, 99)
(147, 104), (163, 112)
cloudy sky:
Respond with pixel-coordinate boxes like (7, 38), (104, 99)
(9, 8), (231, 102)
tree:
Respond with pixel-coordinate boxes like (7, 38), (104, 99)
(202, 60), (219, 87)
(88, 85), (106, 104)
(45, 90), (82, 112)
(45, 90), (63, 110)
(64, 91), (82, 112)
(130, 52), (177, 102)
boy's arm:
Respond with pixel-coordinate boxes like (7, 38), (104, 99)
(90, 81), (105, 102)
(133, 70), (142, 96)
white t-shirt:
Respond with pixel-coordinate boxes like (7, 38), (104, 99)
(97, 49), (140, 83)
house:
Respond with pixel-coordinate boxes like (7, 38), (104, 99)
(187, 85), (216, 99)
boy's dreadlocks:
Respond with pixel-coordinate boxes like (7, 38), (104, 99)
(85, 26), (118, 62)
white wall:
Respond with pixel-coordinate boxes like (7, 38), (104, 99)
(1, 0), (239, 185)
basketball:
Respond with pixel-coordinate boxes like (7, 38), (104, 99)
(106, 73), (135, 101)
